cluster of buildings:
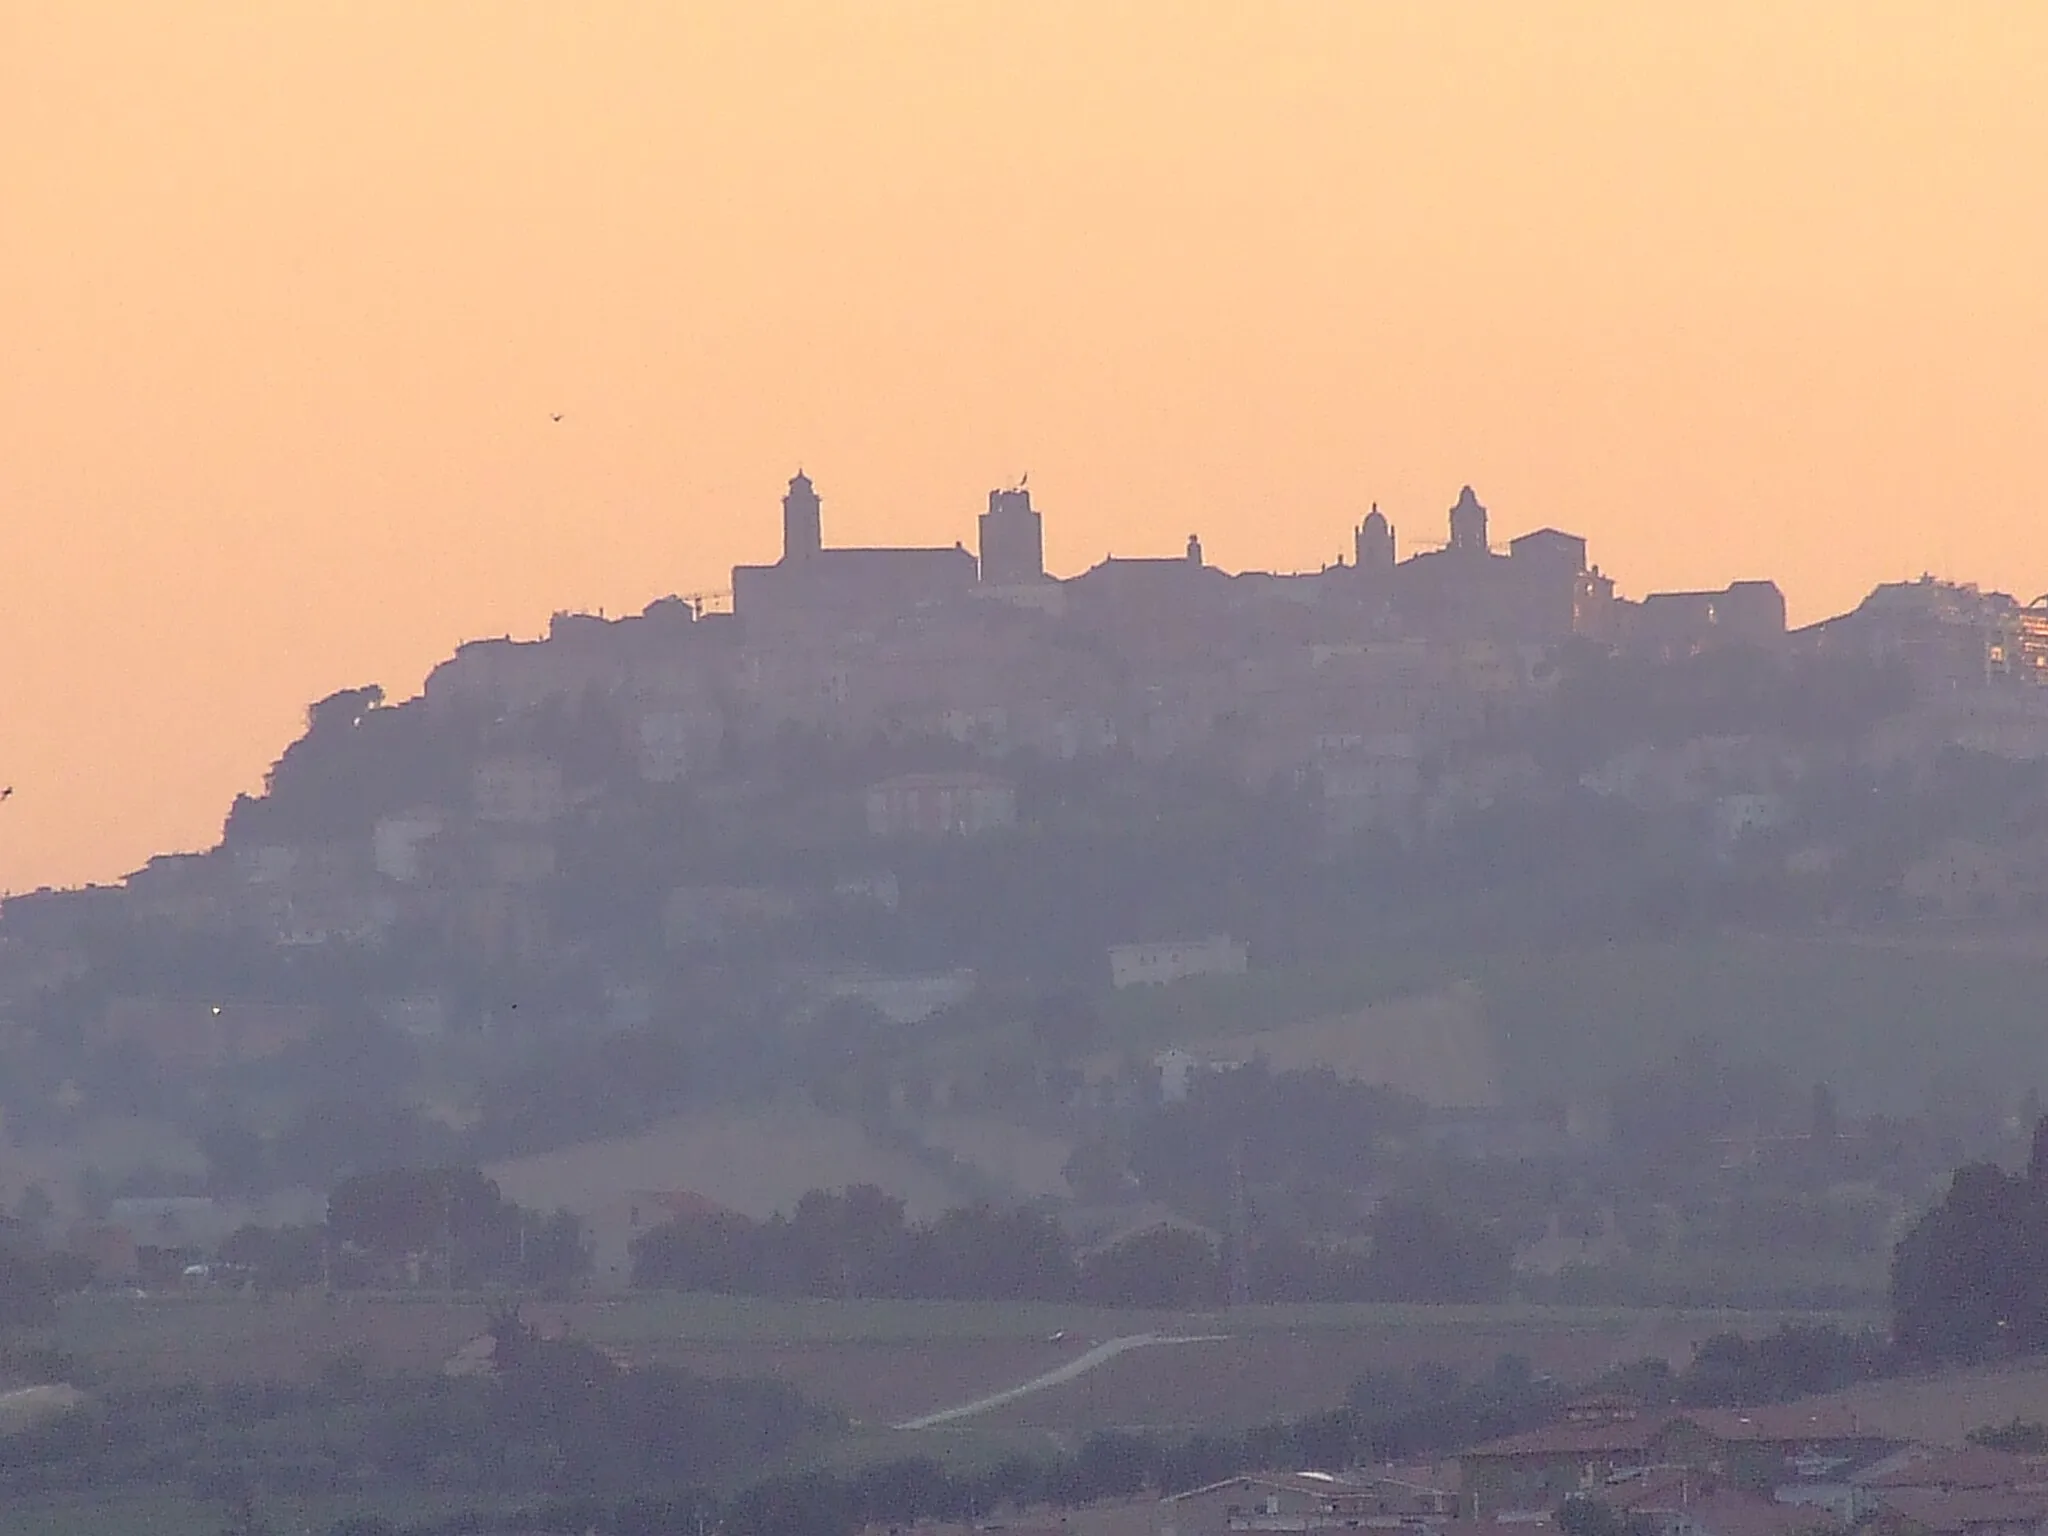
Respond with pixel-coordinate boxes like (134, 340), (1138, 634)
(1807, 577), (2048, 694)
(417, 472), (1795, 825)
(870, 1398), (2048, 1536)
(4, 472), (2048, 1079)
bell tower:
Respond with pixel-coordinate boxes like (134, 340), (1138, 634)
(1448, 485), (1489, 556)
(782, 471), (822, 563)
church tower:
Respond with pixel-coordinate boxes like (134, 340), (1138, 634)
(979, 485), (1045, 585)
(782, 471), (822, 563)
(1355, 504), (1395, 572)
(1448, 485), (1489, 556)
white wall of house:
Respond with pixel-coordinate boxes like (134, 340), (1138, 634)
(1109, 935), (1250, 989)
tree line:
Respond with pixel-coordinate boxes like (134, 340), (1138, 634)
(199, 1167), (590, 1295)
(306, 1325), (1890, 1536)
(0, 1312), (828, 1517)
(1892, 1117), (2048, 1361)
(314, 1352), (1565, 1536)
(629, 1184), (1512, 1306)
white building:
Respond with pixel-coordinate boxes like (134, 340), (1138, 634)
(817, 968), (978, 1025)
(1153, 1046), (1246, 1103)
(1109, 934), (1250, 989)
(864, 771), (1018, 838)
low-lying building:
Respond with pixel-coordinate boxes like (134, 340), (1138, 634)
(865, 771), (1018, 838)
(1109, 935), (1250, 989)
(1459, 1399), (1897, 1517)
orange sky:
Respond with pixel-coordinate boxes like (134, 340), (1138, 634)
(3, 2), (2046, 893)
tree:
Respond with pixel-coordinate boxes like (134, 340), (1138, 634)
(1365, 1198), (1512, 1304)
(522, 1209), (593, 1293)
(78, 1166), (113, 1221)
(327, 1166), (516, 1283)
(1559, 1497), (1657, 1536)
(1891, 1129), (2048, 1361)
(1079, 1226), (1220, 1308)
(200, 1125), (270, 1198)
(1811, 1082), (1840, 1143)
(13, 1184), (53, 1232)
(1028, 988), (1103, 1057)
(1062, 1138), (1133, 1204)
(0, 1243), (63, 1328)
(219, 1224), (325, 1294)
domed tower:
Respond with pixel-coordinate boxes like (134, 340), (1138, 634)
(1354, 504), (1396, 572)
(782, 471), (822, 563)
(1447, 485), (1489, 557)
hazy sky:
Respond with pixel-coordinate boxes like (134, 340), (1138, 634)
(4, 3), (2046, 892)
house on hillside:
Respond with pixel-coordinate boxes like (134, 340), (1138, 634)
(1866, 1490), (2048, 1536)
(471, 756), (567, 826)
(1152, 1047), (1247, 1104)
(1109, 935), (1249, 989)
(813, 968), (978, 1025)
(1580, 1470), (1845, 1536)
(864, 771), (1018, 838)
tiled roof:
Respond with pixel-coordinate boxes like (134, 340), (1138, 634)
(1464, 1415), (1672, 1460)
(1683, 1489), (1844, 1536)
(1869, 1449), (2048, 1492)
(1687, 1405), (1882, 1445)
(1433, 1518), (1556, 1536)
(1465, 1403), (1892, 1463)
(1876, 1487), (2048, 1534)
(1594, 1466), (1712, 1512)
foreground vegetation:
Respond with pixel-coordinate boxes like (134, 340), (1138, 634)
(0, 1320), (1899, 1536)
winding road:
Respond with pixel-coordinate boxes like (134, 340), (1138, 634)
(892, 1332), (1230, 1431)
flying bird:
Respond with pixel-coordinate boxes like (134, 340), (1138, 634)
(550, 413), (564, 423)
(0, 787), (12, 801)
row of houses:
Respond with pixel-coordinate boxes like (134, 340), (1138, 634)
(864, 1401), (2048, 1536)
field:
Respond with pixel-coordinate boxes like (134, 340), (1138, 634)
(1098, 931), (2048, 1114)
(485, 1103), (962, 1218)
(49, 1292), (1869, 1431)
(359, 929), (2048, 1239)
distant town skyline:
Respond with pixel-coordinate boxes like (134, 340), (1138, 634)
(4, 3), (2046, 892)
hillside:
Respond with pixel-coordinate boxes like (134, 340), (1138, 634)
(1093, 931), (2048, 1116)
